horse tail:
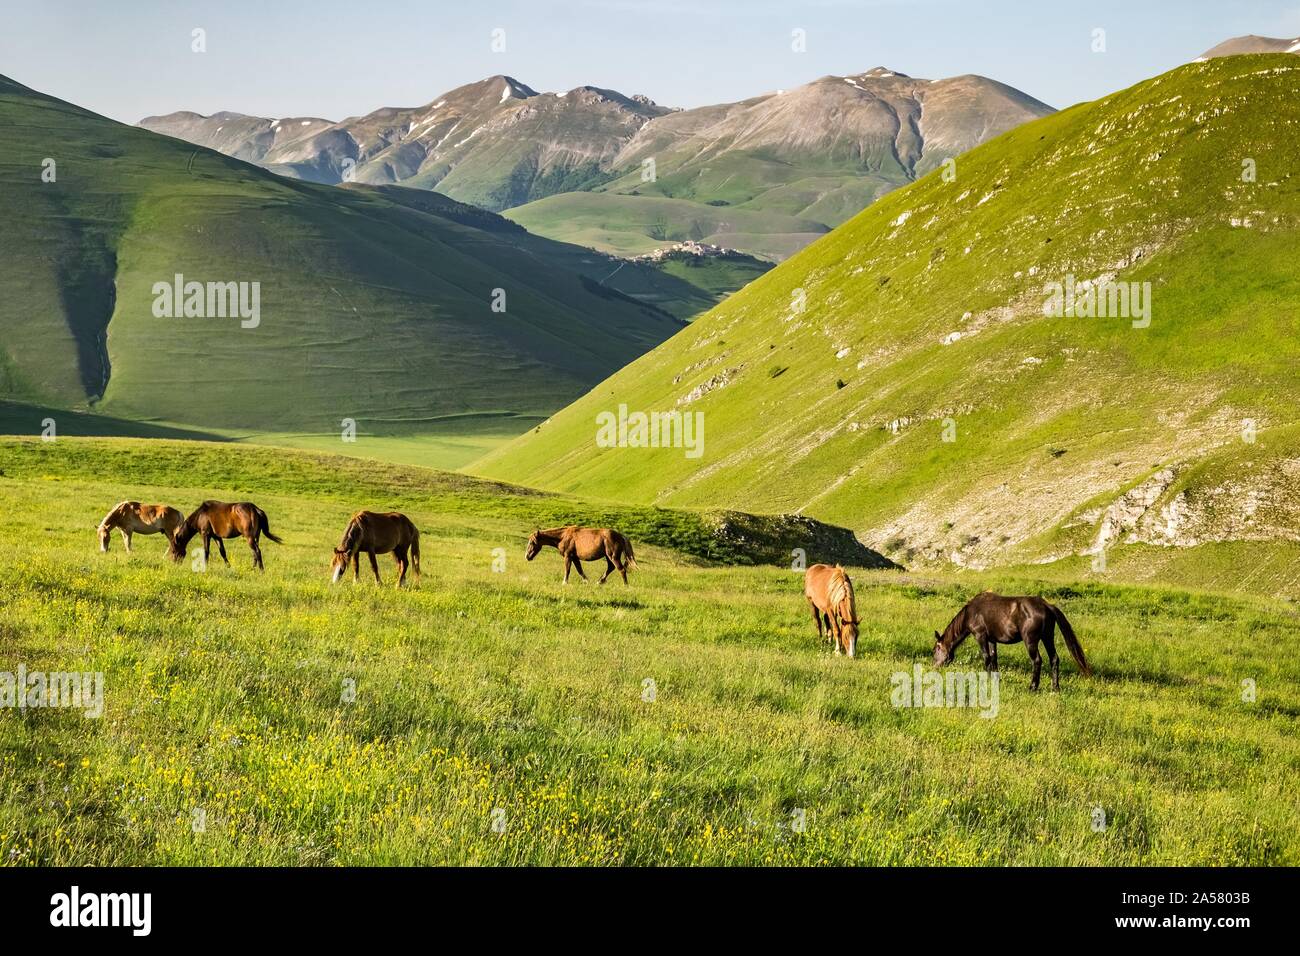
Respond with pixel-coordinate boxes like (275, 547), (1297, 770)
(1050, 604), (1091, 675)
(410, 525), (421, 578)
(622, 535), (638, 570)
(257, 507), (284, 544)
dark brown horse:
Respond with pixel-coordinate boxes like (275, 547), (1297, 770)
(934, 592), (1091, 690)
(97, 501), (184, 553)
(804, 563), (860, 657)
(169, 501), (282, 570)
(525, 525), (637, 584)
(330, 511), (420, 587)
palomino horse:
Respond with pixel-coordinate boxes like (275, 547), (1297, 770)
(330, 511), (420, 587)
(934, 592), (1091, 690)
(97, 501), (184, 553)
(804, 564), (860, 658)
(525, 526), (637, 584)
(169, 501), (283, 570)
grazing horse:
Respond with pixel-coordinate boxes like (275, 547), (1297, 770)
(97, 501), (184, 553)
(804, 563), (860, 658)
(330, 511), (421, 587)
(525, 526), (637, 585)
(933, 591), (1091, 690)
(169, 501), (282, 570)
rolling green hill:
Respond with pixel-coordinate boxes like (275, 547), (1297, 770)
(475, 54), (1300, 577)
(0, 73), (698, 438)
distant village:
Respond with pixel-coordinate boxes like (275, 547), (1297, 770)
(630, 240), (755, 264)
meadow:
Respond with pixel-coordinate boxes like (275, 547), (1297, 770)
(0, 435), (1295, 866)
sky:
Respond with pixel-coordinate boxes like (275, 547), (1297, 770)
(2, 0), (1299, 123)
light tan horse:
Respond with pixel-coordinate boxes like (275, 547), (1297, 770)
(804, 563), (860, 658)
(330, 511), (421, 587)
(525, 525), (637, 584)
(169, 501), (283, 570)
(97, 501), (184, 553)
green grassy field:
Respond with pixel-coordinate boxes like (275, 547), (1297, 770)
(1, 436), (1295, 865)
(505, 191), (830, 261)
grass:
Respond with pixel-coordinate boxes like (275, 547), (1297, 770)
(0, 399), (527, 471)
(0, 436), (1296, 865)
(477, 55), (1300, 574)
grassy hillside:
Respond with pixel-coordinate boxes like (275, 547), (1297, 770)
(0, 437), (1296, 865)
(477, 54), (1300, 577)
(0, 74), (695, 438)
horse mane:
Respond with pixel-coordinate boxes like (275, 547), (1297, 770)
(828, 565), (856, 620)
(941, 602), (969, 643)
(340, 512), (367, 550)
(100, 501), (133, 529)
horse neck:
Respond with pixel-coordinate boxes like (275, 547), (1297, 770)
(536, 528), (566, 546)
(941, 606), (968, 649)
(341, 520), (364, 552)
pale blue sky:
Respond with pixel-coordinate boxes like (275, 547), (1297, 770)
(3, 0), (1299, 123)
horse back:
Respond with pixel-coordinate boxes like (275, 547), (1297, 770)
(967, 592), (1051, 639)
(347, 511), (416, 552)
(803, 563), (836, 606)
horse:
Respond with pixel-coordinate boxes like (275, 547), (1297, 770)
(525, 525), (637, 584)
(169, 501), (282, 570)
(330, 511), (421, 587)
(804, 563), (860, 658)
(97, 501), (184, 553)
(933, 591), (1091, 691)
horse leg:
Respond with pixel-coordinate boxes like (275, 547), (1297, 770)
(352, 550), (360, 581)
(1025, 629), (1042, 691)
(976, 633), (996, 672)
(394, 546), (408, 588)
(368, 550), (381, 584)
(1041, 632), (1060, 691)
(249, 533), (264, 571)
(808, 599), (823, 643)
(599, 556), (615, 584)
(202, 531), (213, 567)
(572, 558), (588, 582)
(562, 555), (572, 584)
(122, 529), (133, 553)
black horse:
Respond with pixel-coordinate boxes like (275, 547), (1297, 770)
(934, 592), (1091, 691)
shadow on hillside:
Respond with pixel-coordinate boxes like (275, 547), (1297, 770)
(0, 400), (226, 442)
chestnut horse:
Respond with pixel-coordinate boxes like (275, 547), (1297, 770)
(525, 525), (637, 584)
(804, 564), (860, 658)
(933, 591), (1091, 691)
(97, 501), (184, 553)
(169, 501), (283, 570)
(330, 511), (420, 587)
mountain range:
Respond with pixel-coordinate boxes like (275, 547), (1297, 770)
(140, 68), (1054, 262)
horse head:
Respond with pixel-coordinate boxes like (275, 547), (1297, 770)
(525, 529), (541, 561)
(168, 521), (195, 563)
(933, 630), (955, 666)
(330, 548), (350, 583)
